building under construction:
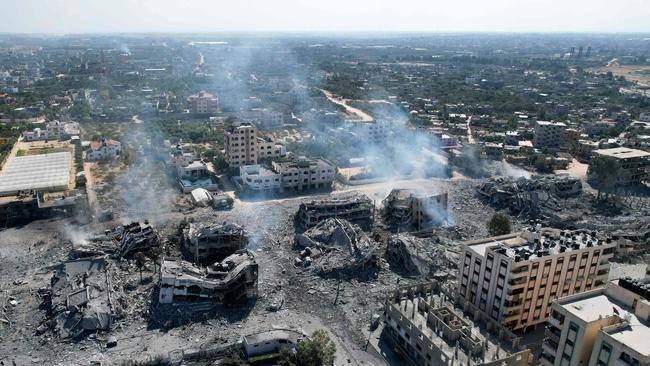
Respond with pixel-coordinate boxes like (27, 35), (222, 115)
(183, 222), (248, 264)
(383, 282), (531, 366)
(158, 250), (258, 305)
(381, 189), (449, 231)
(296, 194), (374, 228)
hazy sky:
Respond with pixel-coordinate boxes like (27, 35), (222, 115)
(1, 0), (649, 34)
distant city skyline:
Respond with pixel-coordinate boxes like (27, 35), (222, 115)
(1, 0), (650, 34)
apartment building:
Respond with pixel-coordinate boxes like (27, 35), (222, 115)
(187, 91), (218, 115)
(534, 121), (567, 150)
(540, 278), (650, 366)
(383, 282), (531, 366)
(238, 157), (335, 192)
(349, 120), (392, 145)
(224, 123), (286, 169)
(22, 120), (80, 141)
(591, 147), (650, 185)
(239, 108), (283, 130)
(381, 188), (449, 231)
(457, 226), (616, 332)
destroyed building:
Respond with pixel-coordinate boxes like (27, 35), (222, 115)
(73, 222), (159, 258)
(47, 258), (117, 338)
(477, 176), (582, 217)
(296, 194), (374, 228)
(381, 189), (449, 231)
(183, 222), (248, 264)
(294, 218), (380, 274)
(0, 190), (81, 226)
(385, 235), (453, 278)
(383, 282), (531, 366)
(159, 250), (258, 305)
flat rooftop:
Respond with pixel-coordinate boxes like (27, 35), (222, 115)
(0, 152), (71, 195)
(561, 294), (650, 356)
(466, 228), (613, 261)
(594, 147), (650, 159)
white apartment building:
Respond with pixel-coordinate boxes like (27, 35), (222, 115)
(457, 226), (616, 332)
(239, 108), (284, 130)
(534, 121), (567, 150)
(540, 278), (650, 366)
(224, 123), (286, 169)
(84, 139), (122, 160)
(349, 120), (392, 145)
(187, 91), (219, 115)
(238, 157), (336, 192)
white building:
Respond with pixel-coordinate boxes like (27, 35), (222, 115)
(84, 139), (121, 160)
(540, 278), (650, 366)
(239, 108), (284, 130)
(22, 120), (80, 141)
(239, 157), (336, 193)
(239, 165), (282, 191)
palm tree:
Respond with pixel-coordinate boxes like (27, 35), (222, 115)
(134, 252), (146, 282)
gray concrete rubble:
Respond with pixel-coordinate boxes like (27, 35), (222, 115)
(294, 218), (380, 274)
(385, 235), (455, 278)
(477, 176), (582, 217)
(296, 194), (375, 228)
(381, 188), (449, 231)
(183, 222), (247, 264)
(159, 249), (258, 305)
(46, 258), (117, 338)
(72, 221), (159, 258)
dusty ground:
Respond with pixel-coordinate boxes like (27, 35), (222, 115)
(588, 64), (650, 87)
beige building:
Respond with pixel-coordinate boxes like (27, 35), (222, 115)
(457, 226), (616, 332)
(381, 188), (449, 231)
(541, 278), (650, 366)
(224, 123), (286, 169)
(534, 121), (566, 150)
(591, 147), (650, 185)
(187, 91), (218, 115)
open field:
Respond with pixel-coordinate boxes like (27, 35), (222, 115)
(588, 64), (650, 86)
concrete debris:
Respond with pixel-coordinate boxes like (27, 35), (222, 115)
(183, 222), (247, 264)
(294, 218), (380, 274)
(477, 176), (582, 216)
(73, 221), (159, 258)
(381, 188), (449, 231)
(386, 235), (455, 277)
(46, 258), (117, 338)
(296, 194), (375, 229)
(159, 250), (258, 305)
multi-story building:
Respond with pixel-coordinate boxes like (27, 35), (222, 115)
(540, 278), (650, 366)
(238, 157), (336, 193)
(591, 147), (650, 185)
(381, 188), (448, 231)
(224, 123), (286, 169)
(534, 121), (566, 150)
(187, 91), (218, 115)
(383, 282), (532, 366)
(457, 226), (616, 332)
(348, 120), (392, 145)
(239, 108), (283, 130)
(22, 121), (80, 141)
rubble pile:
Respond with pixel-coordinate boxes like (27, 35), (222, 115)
(159, 250), (258, 305)
(385, 235), (456, 278)
(73, 221), (159, 258)
(294, 218), (380, 274)
(45, 258), (119, 338)
(183, 222), (248, 264)
(477, 176), (582, 217)
(296, 194), (374, 228)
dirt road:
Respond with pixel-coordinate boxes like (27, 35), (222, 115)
(321, 89), (374, 122)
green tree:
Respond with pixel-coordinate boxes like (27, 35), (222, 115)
(487, 213), (512, 236)
(148, 246), (163, 279)
(134, 252), (146, 282)
(297, 330), (336, 366)
(588, 155), (621, 200)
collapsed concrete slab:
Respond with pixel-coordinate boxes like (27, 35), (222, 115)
(73, 222), (159, 258)
(47, 258), (116, 338)
(296, 194), (375, 228)
(158, 250), (258, 305)
(294, 218), (380, 274)
(381, 188), (449, 231)
(385, 235), (453, 277)
(182, 222), (248, 264)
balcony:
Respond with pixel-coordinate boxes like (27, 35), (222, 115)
(540, 351), (556, 366)
(545, 325), (561, 342)
(547, 316), (562, 329)
(542, 338), (559, 355)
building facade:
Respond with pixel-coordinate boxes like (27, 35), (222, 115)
(238, 157), (336, 192)
(84, 139), (121, 160)
(187, 91), (219, 115)
(540, 278), (650, 366)
(534, 121), (567, 150)
(457, 226), (616, 332)
(591, 147), (650, 185)
(224, 123), (286, 169)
